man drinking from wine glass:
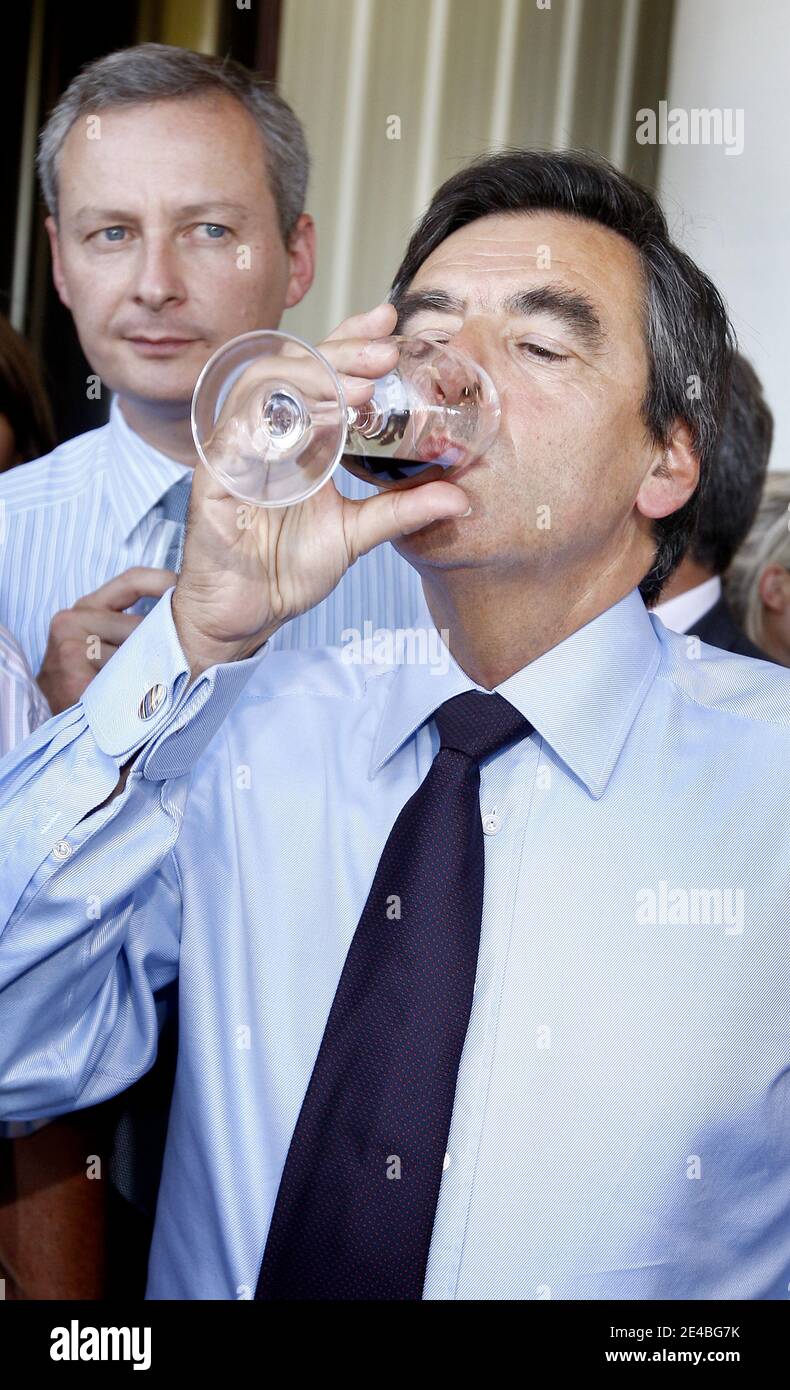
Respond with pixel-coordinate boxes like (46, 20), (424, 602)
(2, 149), (789, 1301)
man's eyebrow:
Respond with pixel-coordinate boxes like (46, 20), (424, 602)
(503, 285), (606, 350)
(393, 289), (466, 330)
(71, 206), (132, 227)
(71, 201), (249, 227)
(393, 283), (607, 350)
(172, 201), (250, 220)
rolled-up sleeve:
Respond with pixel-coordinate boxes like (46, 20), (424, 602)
(0, 589), (268, 1122)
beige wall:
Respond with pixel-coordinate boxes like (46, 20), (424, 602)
(658, 0), (789, 468)
(277, 0), (673, 342)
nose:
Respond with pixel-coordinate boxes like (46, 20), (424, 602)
(428, 368), (479, 409)
(446, 320), (495, 377)
(131, 236), (187, 312)
(425, 320), (495, 411)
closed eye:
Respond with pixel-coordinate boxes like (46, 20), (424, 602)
(412, 329), (453, 345)
(520, 342), (568, 363)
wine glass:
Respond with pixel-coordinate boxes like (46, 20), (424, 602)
(190, 329), (500, 507)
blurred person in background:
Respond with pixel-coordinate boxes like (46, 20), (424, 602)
(651, 353), (772, 659)
(726, 472), (790, 667)
(0, 313), (56, 470)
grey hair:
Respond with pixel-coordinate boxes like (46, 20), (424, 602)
(725, 472), (790, 648)
(36, 42), (309, 241)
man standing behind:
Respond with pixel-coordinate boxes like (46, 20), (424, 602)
(0, 43), (424, 713)
(0, 41), (424, 1297)
(652, 353), (773, 659)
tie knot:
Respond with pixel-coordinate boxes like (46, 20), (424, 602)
(434, 689), (532, 763)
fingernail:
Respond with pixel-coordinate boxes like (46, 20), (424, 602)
(462, 504), (473, 516)
(366, 339), (398, 356)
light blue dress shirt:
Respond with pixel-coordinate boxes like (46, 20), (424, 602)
(0, 394), (427, 675)
(0, 397), (424, 1150)
(1, 586), (789, 1300)
(0, 625), (50, 1136)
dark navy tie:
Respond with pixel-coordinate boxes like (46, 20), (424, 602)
(255, 689), (533, 1300)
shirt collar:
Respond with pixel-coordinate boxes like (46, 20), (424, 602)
(104, 395), (194, 542)
(369, 586), (662, 799)
(652, 574), (722, 634)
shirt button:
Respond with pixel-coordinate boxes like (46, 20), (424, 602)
(138, 683), (167, 720)
(52, 839), (72, 860)
(482, 810), (501, 835)
(443, 1152), (451, 1171)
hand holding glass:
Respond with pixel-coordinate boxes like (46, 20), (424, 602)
(191, 329), (500, 507)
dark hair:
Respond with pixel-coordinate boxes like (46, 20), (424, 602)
(389, 149), (735, 605)
(688, 353), (773, 576)
(0, 314), (56, 467)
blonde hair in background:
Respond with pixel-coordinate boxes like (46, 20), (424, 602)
(726, 473), (790, 648)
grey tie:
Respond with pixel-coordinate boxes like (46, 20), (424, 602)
(159, 474), (192, 572)
(133, 475), (192, 617)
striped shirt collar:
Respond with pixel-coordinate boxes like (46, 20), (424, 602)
(369, 586), (662, 798)
(104, 395), (194, 542)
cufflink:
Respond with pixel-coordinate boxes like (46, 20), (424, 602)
(139, 683), (167, 720)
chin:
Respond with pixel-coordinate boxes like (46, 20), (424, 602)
(394, 517), (491, 570)
(111, 337), (208, 386)
(119, 363), (203, 408)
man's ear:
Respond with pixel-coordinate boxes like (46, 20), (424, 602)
(283, 213), (316, 311)
(45, 215), (72, 310)
(636, 420), (699, 521)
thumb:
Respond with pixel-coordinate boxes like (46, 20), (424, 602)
(346, 480), (472, 560)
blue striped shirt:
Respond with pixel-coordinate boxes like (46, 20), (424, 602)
(0, 397), (425, 1143)
(1, 587), (790, 1298)
(0, 626), (50, 1138)
(0, 631), (50, 1139)
(0, 394), (428, 677)
(0, 625), (49, 756)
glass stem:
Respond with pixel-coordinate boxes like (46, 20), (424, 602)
(347, 399), (385, 440)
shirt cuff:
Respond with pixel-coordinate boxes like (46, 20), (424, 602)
(81, 588), (269, 780)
